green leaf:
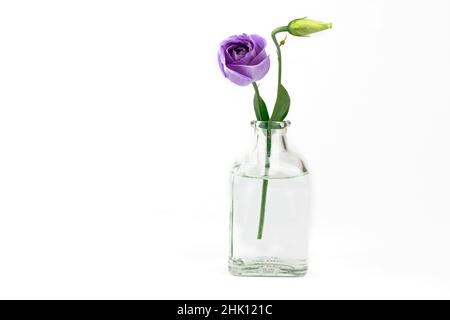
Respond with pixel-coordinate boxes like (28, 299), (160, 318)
(271, 84), (290, 121)
(253, 87), (270, 121)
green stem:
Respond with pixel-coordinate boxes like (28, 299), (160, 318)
(257, 128), (272, 239)
(271, 26), (289, 93)
(256, 26), (288, 239)
(252, 82), (259, 94)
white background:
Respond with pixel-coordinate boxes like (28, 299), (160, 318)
(0, 0), (449, 299)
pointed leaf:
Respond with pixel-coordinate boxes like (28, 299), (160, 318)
(253, 90), (270, 121)
(271, 84), (290, 121)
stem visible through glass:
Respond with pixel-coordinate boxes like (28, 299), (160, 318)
(257, 128), (271, 239)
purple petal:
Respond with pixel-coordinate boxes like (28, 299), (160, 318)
(249, 34), (267, 51)
(248, 49), (268, 65)
(222, 64), (254, 86)
(217, 52), (226, 77)
(228, 55), (270, 82)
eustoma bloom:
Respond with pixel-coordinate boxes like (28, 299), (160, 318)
(218, 18), (331, 240)
(218, 34), (270, 86)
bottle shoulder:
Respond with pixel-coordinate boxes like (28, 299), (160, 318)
(232, 150), (309, 179)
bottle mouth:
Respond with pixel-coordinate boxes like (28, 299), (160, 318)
(251, 120), (291, 130)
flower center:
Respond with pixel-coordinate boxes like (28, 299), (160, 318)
(229, 44), (249, 60)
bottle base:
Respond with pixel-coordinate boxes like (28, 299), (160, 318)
(228, 257), (307, 277)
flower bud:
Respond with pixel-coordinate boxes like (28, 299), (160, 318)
(288, 18), (332, 37)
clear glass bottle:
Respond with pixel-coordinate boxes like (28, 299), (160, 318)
(229, 121), (311, 277)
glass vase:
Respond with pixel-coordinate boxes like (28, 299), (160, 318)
(229, 121), (311, 277)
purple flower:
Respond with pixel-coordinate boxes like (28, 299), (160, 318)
(218, 34), (270, 86)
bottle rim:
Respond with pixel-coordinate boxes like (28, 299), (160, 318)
(251, 120), (291, 129)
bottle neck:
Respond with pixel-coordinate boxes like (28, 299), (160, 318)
(252, 121), (290, 154)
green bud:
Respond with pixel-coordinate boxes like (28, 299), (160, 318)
(287, 18), (332, 37)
